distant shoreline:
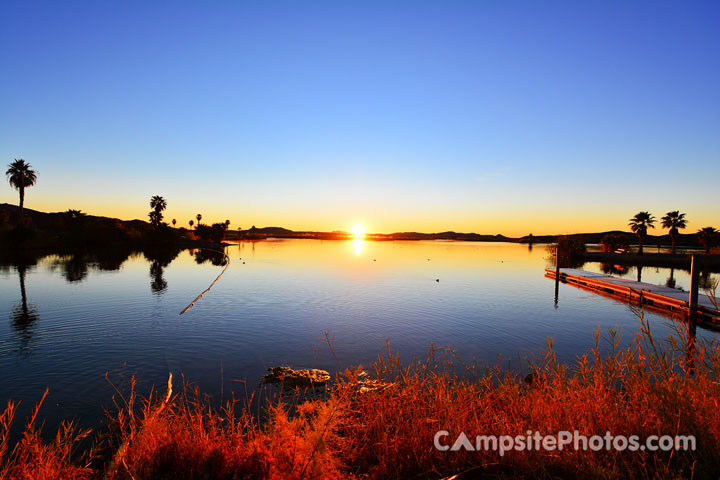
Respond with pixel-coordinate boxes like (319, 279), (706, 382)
(0, 202), (711, 249)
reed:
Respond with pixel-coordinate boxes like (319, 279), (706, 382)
(2, 308), (720, 479)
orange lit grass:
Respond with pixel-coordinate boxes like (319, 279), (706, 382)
(2, 311), (720, 479)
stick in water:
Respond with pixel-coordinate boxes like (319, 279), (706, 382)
(179, 249), (230, 315)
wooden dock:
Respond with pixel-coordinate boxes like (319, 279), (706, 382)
(545, 268), (720, 323)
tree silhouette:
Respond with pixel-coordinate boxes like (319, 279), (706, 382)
(149, 195), (167, 227)
(196, 213), (202, 226)
(189, 219), (194, 228)
(64, 209), (87, 232)
(5, 159), (37, 225)
(172, 218), (177, 228)
(628, 211), (656, 255)
(697, 227), (718, 254)
(65, 209), (86, 219)
(661, 211), (687, 254)
(600, 233), (629, 253)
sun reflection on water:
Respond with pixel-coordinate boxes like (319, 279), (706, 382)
(352, 238), (364, 255)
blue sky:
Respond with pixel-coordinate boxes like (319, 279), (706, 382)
(1, 0), (719, 235)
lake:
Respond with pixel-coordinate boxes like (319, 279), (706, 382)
(1, 240), (717, 433)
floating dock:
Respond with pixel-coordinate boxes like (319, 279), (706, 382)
(545, 268), (720, 323)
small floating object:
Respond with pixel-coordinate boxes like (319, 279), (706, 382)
(436, 279), (440, 282)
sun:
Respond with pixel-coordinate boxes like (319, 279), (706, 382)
(351, 224), (366, 239)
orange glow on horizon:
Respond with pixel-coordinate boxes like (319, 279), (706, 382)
(7, 194), (719, 238)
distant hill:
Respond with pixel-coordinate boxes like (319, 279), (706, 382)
(0, 203), (149, 231)
(0, 203), (706, 246)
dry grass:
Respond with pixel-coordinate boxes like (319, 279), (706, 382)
(2, 308), (720, 479)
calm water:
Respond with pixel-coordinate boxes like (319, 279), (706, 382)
(1, 240), (717, 432)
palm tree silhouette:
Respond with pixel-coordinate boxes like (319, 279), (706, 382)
(189, 219), (194, 228)
(150, 195), (167, 212)
(172, 218), (177, 228)
(628, 211), (656, 255)
(5, 159), (37, 225)
(196, 213), (202, 226)
(661, 211), (687, 254)
(149, 195), (167, 227)
(697, 227), (718, 254)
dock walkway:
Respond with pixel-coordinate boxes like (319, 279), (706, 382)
(545, 268), (719, 322)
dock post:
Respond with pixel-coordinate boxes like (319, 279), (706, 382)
(689, 255), (700, 317)
(554, 244), (560, 307)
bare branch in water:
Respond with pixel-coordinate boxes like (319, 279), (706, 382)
(179, 249), (230, 315)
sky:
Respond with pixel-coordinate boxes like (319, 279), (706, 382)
(1, 0), (719, 236)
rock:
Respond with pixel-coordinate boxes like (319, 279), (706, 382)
(343, 370), (395, 394)
(354, 378), (395, 394)
(261, 366), (331, 389)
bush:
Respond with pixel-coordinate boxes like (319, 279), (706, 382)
(547, 235), (586, 267)
(600, 233), (630, 253)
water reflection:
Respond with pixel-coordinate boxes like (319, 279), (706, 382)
(699, 271), (714, 290)
(52, 253), (89, 283)
(666, 268), (676, 289)
(353, 239), (364, 256)
(193, 248), (227, 266)
(143, 246), (181, 295)
(600, 263), (628, 275)
(0, 252), (41, 350)
(10, 264), (39, 351)
(48, 248), (135, 284)
(150, 261), (168, 294)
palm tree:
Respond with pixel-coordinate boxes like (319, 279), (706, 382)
(628, 211), (656, 255)
(196, 213), (202, 226)
(149, 195), (167, 227)
(697, 227), (718, 254)
(189, 219), (194, 228)
(65, 208), (85, 218)
(150, 196), (167, 212)
(6, 159), (37, 225)
(64, 209), (87, 229)
(172, 219), (177, 228)
(660, 211), (688, 254)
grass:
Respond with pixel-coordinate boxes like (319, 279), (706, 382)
(2, 306), (720, 479)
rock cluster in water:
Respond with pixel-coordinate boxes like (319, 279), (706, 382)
(261, 366), (331, 389)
